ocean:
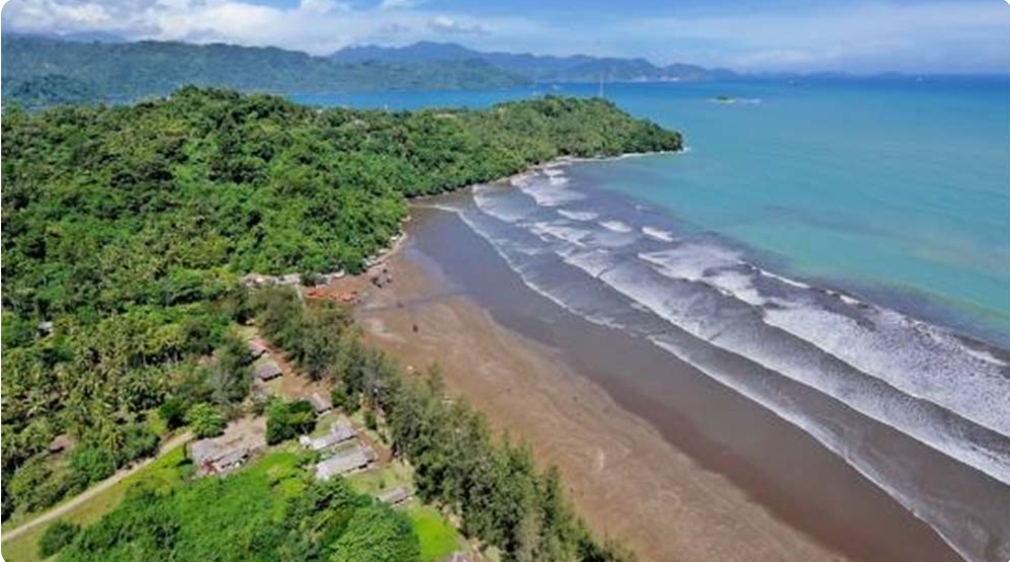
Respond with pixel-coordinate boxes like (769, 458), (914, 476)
(292, 77), (1010, 562)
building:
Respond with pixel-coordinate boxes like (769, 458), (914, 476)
(48, 434), (74, 455)
(247, 341), (267, 359)
(254, 359), (282, 382)
(377, 486), (411, 506)
(299, 419), (356, 451)
(187, 418), (267, 476)
(315, 445), (375, 480)
(188, 440), (252, 475)
(308, 392), (333, 414)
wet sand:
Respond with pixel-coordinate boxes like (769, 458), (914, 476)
(343, 204), (966, 562)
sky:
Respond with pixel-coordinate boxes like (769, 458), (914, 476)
(2, 0), (1009, 73)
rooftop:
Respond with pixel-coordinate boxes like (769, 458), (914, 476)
(315, 445), (374, 480)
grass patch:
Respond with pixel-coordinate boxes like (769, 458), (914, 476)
(408, 505), (462, 562)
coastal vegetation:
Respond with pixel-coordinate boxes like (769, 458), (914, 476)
(2, 87), (680, 559)
(53, 451), (420, 562)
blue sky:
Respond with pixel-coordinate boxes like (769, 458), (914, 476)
(3, 0), (1009, 72)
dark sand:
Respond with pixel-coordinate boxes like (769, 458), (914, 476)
(349, 203), (967, 562)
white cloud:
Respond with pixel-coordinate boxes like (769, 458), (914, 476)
(299, 0), (348, 15)
(426, 15), (485, 35)
(0, 0), (532, 53)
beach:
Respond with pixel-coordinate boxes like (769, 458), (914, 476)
(329, 198), (976, 562)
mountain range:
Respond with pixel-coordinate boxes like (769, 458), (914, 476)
(1, 34), (733, 111)
(0, 35), (527, 110)
(331, 41), (736, 82)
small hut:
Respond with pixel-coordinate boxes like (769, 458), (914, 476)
(308, 392), (333, 414)
(377, 486), (411, 506)
(254, 359), (282, 382)
(247, 341), (267, 359)
(48, 434), (75, 455)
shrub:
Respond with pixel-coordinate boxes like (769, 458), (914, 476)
(119, 423), (160, 465)
(158, 397), (188, 430)
(185, 403), (226, 438)
(70, 446), (116, 485)
(39, 520), (80, 557)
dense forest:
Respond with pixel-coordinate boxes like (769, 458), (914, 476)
(1, 35), (527, 110)
(1, 87), (682, 531)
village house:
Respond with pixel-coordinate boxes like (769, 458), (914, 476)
(187, 418), (267, 476)
(308, 392), (333, 415)
(376, 486), (411, 506)
(48, 434), (74, 455)
(247, 340), (267, 359)
(188, 439), (253, 476)
(299, 419), (356, 451)
(314, 445), (375, 480)
(254, 359), (282, 382)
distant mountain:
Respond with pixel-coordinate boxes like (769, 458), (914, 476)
(334, 41), (478, 64)
(331, 41), (735, 82)
(1, 35), (526, 110)
(6, 30), (128, 43)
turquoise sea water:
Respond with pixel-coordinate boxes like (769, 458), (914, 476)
(293, 77), (1010, 346)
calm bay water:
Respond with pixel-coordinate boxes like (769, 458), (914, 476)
(292, 77), (1010, 561)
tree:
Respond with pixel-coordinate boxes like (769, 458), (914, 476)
(158, 397), (188, 430)
(266, 400), (316, 445)
(184, 403), (226, 438)
(330, 385), (354, 413)
(209, 332), (253, 406)
(363, 409), (378, 432)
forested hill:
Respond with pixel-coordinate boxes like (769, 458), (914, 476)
(0, 35), (526, 110)
(1, 89), (681, 529)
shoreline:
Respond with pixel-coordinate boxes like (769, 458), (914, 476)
(331, 203), (966, 562)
